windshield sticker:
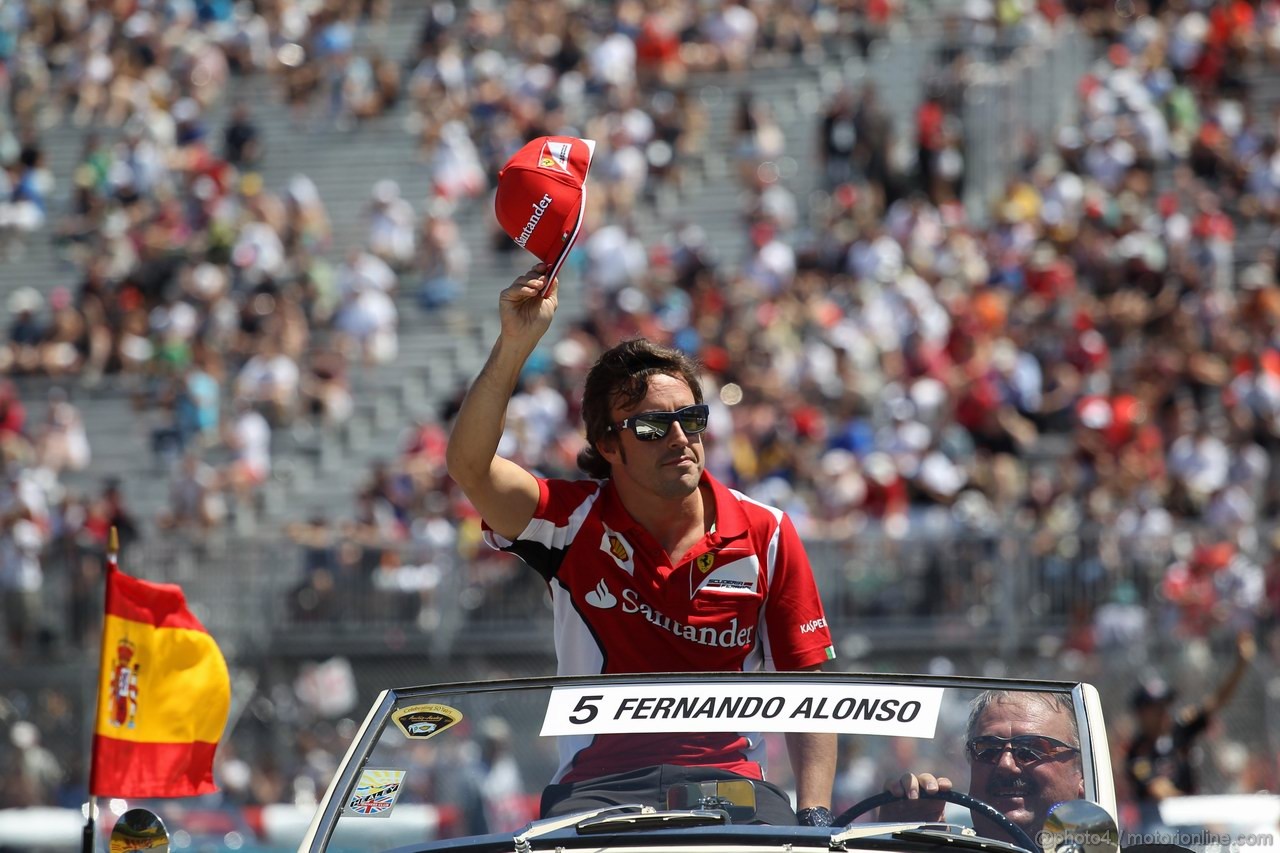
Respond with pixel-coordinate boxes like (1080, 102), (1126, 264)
(346, 768), (406, 818)
(541, 683), (944, 738)
(393, 703), (463, 740)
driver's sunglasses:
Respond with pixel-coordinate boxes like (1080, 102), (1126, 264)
(966, 735), (1080, 766)
(607, 404), (710, 441)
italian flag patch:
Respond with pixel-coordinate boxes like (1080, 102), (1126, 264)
(824, 646), (837, 660)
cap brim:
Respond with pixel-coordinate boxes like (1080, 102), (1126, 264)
(539, 139), (595, 295)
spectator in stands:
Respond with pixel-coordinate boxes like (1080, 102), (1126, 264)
(4, 721), (62, 806)
(701, 0), (759, 73)
(282, 175), (333, 256)
(820, 87), (861, 190)
(0, 143), (51, 253)
(366, 179), (416, 270)
(176, 351), (223, 449)
(164, 450), (223, 528)
(98, 479), (141, 554)
(337, 246), (397, 298)
(415, 199), (469, 311)
(235, 337), (301, 427)
(399, 413), (448, 500)
(36, 287), (87, 377)
(426, 120), (485, 202)
(361, 460), (413, 537)
(5, 287), (44, 374)
(0, 496), (46, 654)
(452, 716), (527, 834)
(222, 397), (272, 508)
(1125, 632), (1256, 836)
(300, 346), (354, 426)
(223, 103), (263, 169)
(333, 261), (399, 366)
(733, 93), (785, 189)
(33, 389), (90, 475)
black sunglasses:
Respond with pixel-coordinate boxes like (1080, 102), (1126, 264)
(608, 404), (710, 441)
(966, 735), (1080, 766)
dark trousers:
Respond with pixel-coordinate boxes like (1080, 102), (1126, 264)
(540, 764), (797, 826)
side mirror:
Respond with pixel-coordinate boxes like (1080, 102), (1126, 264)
(1041, 800), (1120, 853)
(109, 808), (169, 852)
(666, 779), (758, 823)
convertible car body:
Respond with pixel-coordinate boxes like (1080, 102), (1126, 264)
(282, 671), (1120, 853)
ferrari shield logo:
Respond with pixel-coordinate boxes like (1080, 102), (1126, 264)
(393, 704), (463, 740)
(109, 637), (140, 729)
(539, 140), (573, 173)
(696, 554), (715, 573)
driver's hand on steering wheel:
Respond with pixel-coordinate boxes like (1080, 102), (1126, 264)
(875, 773), (953, 823)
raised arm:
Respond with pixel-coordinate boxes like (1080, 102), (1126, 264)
(1202, 631), (1255, 716)
(445, 266), (557, 541)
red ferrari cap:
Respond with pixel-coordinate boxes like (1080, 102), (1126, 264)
(495, 136), (596, 289)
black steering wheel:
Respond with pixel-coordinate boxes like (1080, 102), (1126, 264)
(833, 788), (1039, 852)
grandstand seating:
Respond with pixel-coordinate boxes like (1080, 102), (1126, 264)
(7, 2), (1275, 659)
(4, 9), (962, 540)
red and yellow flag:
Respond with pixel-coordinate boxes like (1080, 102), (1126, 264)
(89, 561), (231, 798)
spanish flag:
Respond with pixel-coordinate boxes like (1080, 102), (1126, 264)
(89, 546), (231, 798)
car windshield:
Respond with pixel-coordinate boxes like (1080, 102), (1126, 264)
(304, 672), (1113, 853)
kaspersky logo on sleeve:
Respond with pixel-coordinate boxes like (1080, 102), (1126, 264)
(583, 580), (754, 648)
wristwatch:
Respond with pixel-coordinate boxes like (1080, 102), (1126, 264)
(797, 806), (834, 827)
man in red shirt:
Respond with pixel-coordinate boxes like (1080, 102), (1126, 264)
(446, 265), (837, 826)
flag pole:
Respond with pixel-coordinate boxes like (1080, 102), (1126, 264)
(83, 526), (119, 853)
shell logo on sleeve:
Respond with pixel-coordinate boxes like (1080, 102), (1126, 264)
(600, 529), (635, 575)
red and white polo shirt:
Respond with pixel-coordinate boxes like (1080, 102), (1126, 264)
(483, 471), (835, 783)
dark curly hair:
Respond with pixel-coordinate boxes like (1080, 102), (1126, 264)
(576, 339), (704, 479)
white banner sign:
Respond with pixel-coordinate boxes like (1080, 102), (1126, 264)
(541, 683), (944, 738)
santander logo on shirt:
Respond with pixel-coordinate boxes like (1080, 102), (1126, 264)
(582, 580), (754, 648)
(584, 580), (617, 609)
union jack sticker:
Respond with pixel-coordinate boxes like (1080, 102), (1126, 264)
(346, 768), (407, 818)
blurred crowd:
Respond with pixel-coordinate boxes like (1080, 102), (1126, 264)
(3, 0), (1280, 829)
(0, 0), (924, 665)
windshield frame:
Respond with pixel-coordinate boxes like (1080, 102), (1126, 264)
(299, 671), (1116, 853)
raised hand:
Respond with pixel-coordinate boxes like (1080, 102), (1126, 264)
(498, 263), (559, 346)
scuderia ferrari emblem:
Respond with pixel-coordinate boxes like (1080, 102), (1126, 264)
(696, 554), (715, 573)
(393, 704), (463, 740)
